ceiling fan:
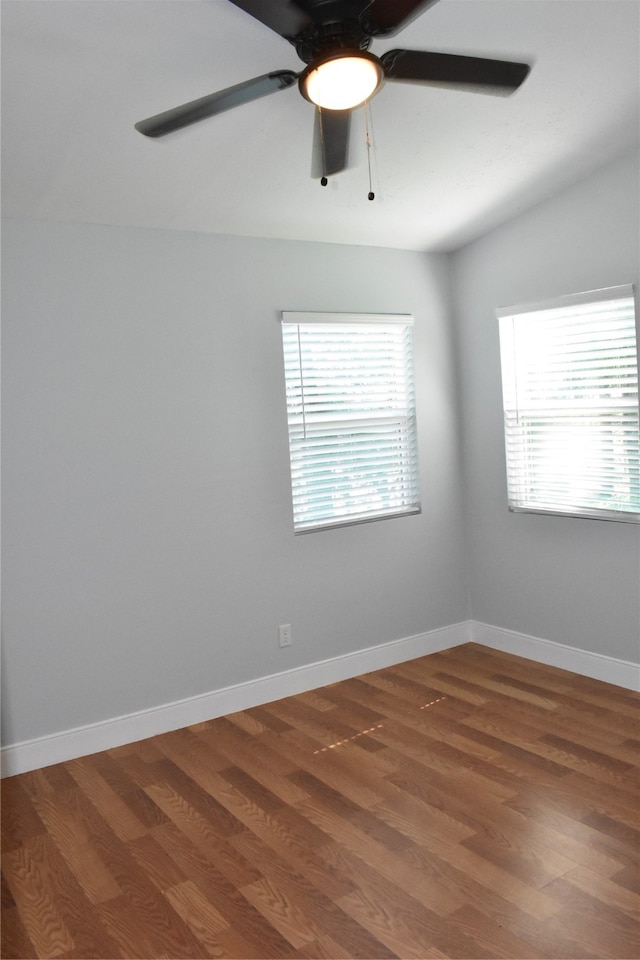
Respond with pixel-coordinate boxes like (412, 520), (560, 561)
(135, 0), (531, 179)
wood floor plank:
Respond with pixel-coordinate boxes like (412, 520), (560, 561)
(163, 879), (232, 950)
(505, 788), (636, 872)
(460, 830), (572, 890)
(612, 861), (640, 893)
(336, 869), (489, 960)
(194, 715), (305, 779)
(1, 841), (75, 958)
(357, 669), (473, 716)
(581, 806), (640, 845)
(59, 775), (214, 959)
(19, 831), (122, 959)
(16, 767), (56, 801)
(1, 779), (44, 854)
(289, 931), (380, 960)
(382, 762), (581, 888)
(442, 904), (541, 960)
(70, 748), (169, 821)
(26, 787), (122, 905)
(562, 863), (640, 920)
(261, 696), (394, 768)
(541, 876), (640, 959)
(240, 874), (322, 950)
(155, 726), (231, 776)
(473, 700), (640, 767)
(200, 765), (330, 855)
(127, 833), (188, 892)
(238, 802), (357, 903)
(0, 904), (38, 960)
(65, 756), (148, 842)
(391, 659), (491, 706)
(230, 828), (398, 959)
(336, 885), (441, 960)
(2, 643), (638, 959)
(334, 674), (475, 735)
(294, 793), (468, 918)
(380, 735), (517, 812)
(94, 892), (200, 960)
(449, 671), (560, 712)
(462, 713), (640, 805)
(461, 645), (639, 724)
(160, 758), (253, 840)
(260, 726), (392, 810)
(152, 822), (300, 959)
(375, 796), (561, 921)
(527, 765), (640, 831)
(142, 778), (266, 896)
(1, 870), (15, 912)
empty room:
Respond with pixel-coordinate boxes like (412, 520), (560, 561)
(1, 1), (639, 958)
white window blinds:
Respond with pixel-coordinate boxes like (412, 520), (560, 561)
(497, 285), (639, 522)
(281, 313), (421, 533)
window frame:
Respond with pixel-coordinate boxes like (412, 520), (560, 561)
(281, 311), (421, 534)
(496, 284), (639, 523)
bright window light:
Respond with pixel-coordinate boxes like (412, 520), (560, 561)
(497, 285), (639, 522)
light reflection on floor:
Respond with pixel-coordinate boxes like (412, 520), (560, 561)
(312, 696), (447, 754)
(420, 696), (447, 710)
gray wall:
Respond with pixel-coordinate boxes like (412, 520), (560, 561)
(3, 150), (638, 751)
(1, 222), (467, 745)
(453, 149), (640, 660)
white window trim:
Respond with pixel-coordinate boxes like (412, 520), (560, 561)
(497, 284), (639, 523)
(281, 311), (421, 534)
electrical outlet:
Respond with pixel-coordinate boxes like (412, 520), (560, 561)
(278, 623), (292, 648)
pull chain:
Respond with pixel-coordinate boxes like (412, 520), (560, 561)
(319, 108), (328, 186)
(365, 101), (375, 200)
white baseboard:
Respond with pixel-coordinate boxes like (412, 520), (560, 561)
(471, 621), (640, 692)
(0, 621), (470, 778)
(3, 619), (637, 777)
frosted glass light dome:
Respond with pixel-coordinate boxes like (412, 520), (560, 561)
(301, 54), (383, 110)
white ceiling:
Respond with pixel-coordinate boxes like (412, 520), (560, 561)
(2, 0), (638, 252)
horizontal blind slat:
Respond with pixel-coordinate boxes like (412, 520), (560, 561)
(282, 315), (420, 532)
(498, 286), (639, 522)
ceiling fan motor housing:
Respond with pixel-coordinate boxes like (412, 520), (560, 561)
(294, 19), (372, 64)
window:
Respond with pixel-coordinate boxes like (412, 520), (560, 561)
(281, 312), (421, 533)
(497, 284), (639, 522)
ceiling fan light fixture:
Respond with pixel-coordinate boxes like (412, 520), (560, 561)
(300, 51), (384, 110)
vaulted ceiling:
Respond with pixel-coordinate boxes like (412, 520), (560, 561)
(2, 0), (638, 251)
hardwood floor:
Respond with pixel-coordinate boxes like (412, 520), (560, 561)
(2, 642), (639, 959)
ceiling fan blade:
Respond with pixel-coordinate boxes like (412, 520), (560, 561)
(135, 70), (298, 137)
(311, 107), (351, 178)
(364, 0), (441, 37)
(227, 0), (313, 40)
(381, 49), (531, 95)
